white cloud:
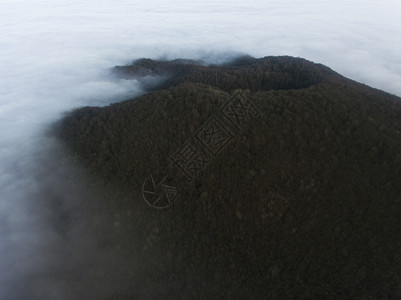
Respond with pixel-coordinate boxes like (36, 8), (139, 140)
(0, 0), (400, 298)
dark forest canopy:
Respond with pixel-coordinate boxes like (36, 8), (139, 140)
(113, 55), (333, 91)
(54, 55), (401, 299)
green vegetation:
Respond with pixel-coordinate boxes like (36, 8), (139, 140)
(54, 56), (401, 299)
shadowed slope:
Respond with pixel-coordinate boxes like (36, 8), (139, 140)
(54, 56), (401, 299)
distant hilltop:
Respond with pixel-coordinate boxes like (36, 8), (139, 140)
(113, 55), (334, 91)
(54, 55), (401, 299)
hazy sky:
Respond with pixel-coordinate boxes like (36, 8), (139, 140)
(0, 0), (400, 298)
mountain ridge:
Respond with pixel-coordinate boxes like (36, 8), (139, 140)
(53, 55), (401, 299)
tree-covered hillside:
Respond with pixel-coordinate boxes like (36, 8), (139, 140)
(54, 56), (401, 299)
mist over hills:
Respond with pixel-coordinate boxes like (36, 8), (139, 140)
(54, 56), (401, 299)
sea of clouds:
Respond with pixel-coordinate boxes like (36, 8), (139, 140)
(1, 0), (400, 298)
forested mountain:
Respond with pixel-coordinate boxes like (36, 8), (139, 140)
(54, 56), (401, 299)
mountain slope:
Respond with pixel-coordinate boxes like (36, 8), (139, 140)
(54, 56), (401, 299)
